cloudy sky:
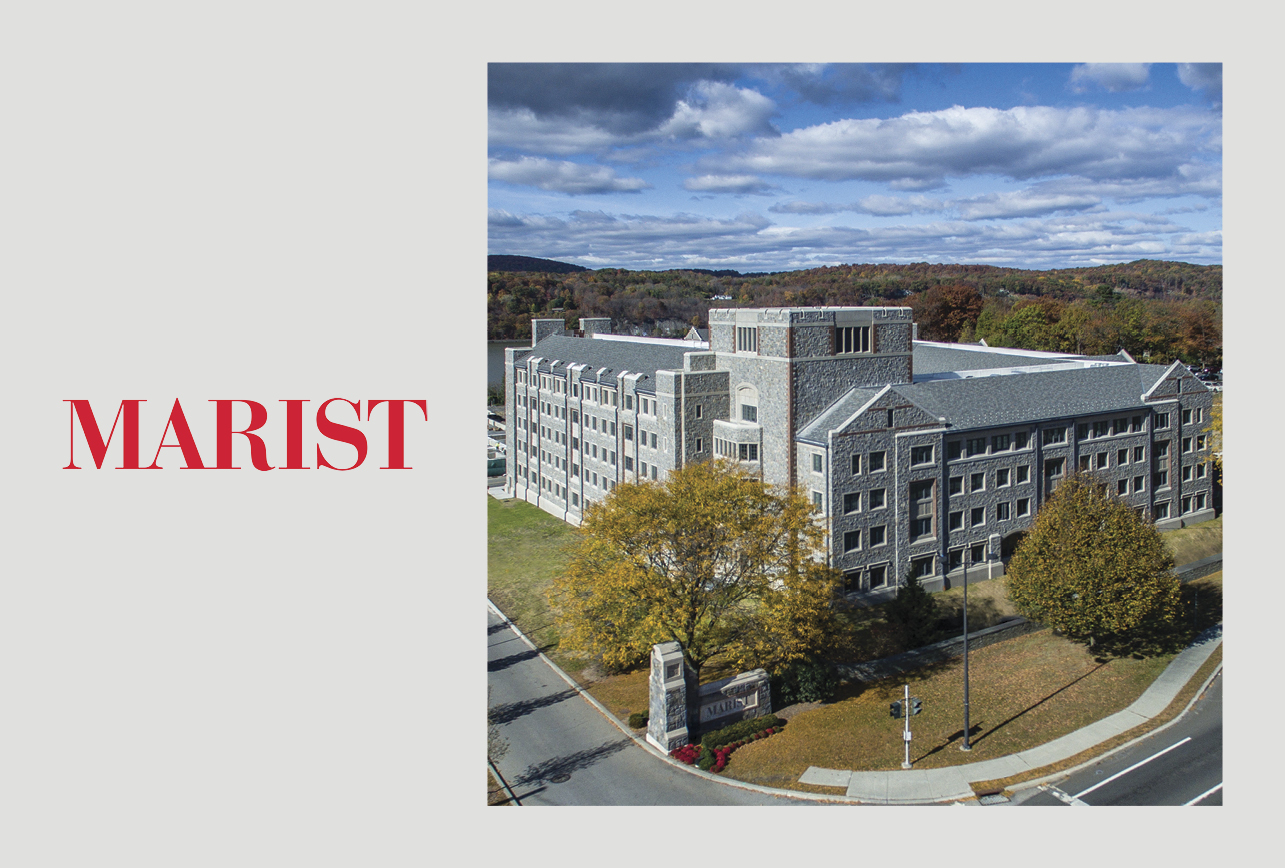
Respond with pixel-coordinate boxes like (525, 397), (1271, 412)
(488, 63), (1222, 273)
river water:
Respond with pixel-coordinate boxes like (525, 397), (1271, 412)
(488, 340), (530, 386)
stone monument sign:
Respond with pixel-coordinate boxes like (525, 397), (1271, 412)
(645, 641), (771, 752)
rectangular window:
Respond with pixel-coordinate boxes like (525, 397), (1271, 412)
(1196, 463), (1207, 479)
(868, 564), (888, 588)
(869, 488), (886, 509)
(572, 437), (579, 451)
(694, 404), (703, 419)
(836, 325), (871, 354)
(1017, 465), (1030, 484)
(1182, 465), (1193, 483)
(651, 466), (658, 480)
(947, 549), (964, 570)
(1076, 423), (1089, 440)
(640, 460), (648, 475)
(1094, 420), (1110, 438)
(851, 454), (861, 475)
(1154, 469), (1168, 488)
(996, 502), (1011, 521)
(947, 440), (962, 461)
(695, 438), (703, 453)
(1133, 475), (1145, 492)
(1195, 493), (1206, 510)
(1044, 457), (1065, 491)
(869, 526), (886, 547)
(992, 433), (1010, 452)
(813, 453), (824, 473)
(1133, 415), (1144, 432)
(1113, 417), (1128, 435)
(966, 437), (986, 457)
(869, 451), (886, 472)
(970, 472), (985, 493)
(1118, 478), (1129, 495)
(1078, 455), (1090, 472)
(571, 493), (579, 506)
(970, 543), (986, 565)
(949, 476), (963, 495)
(1182, 497), (1192, 514)
(625, 395), (633, 410)
(1182, 409), (1192, 425)
(996, 468), (1010, 487)
(971, 506), (985, 527)
(812, 491), (823, 509)
(843, 530), (861, 552)
(741, 404), (758, 423)
(739, 443), (759, 462)
(949, 511), (963, 531)
(1017, 498), (1030, 517)
(1154, 502), (1170, 520)
(913, 556), (935, 579)
(1196, 435), (1208, 450)
(910, 480), (935, 541)
(1182, 437), (1193, 453)
(624, 456), (634, 471)
(623, 425), (633, 441)
(1155, 412), (1170, 430)
(1014, 431), (1029, 449)
(650, 432), (657, 448)
(1042, 427), (1066, 446)
(843, 492), (861, 514)
(911, 445), (933, 466)
(736, 326), (758, 353)
(1117, 449), (1128, 466)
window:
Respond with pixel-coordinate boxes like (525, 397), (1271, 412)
(1182, 437), (1193, 453)
(949, 476), (963, 495)
(624, 456), (634, 471)
(739, 443), (759, 461)
(949, 511), (963, 531)
(1155, 412), (1170, 430)
(1154, 502), (1170, 521)
(1156, 441), (1170, 459)
(813, 453), (824, 473)
(625, 395), (634, 410)
(610, 422), (616, 435)
(1117, 449), (1128, 466)
(868, 564), (888, 588)
(996, 502), (1011, 521)
(651, 466), (658, 480)
(971, 507), (985, 527)
(1094, 420), (1110, 438)
(571, 493), (579, 506)
(1182, 496), (1192, 514)
(572, 437), (579, 451)
(910, 480), (935, 541)
(695, 438), (703, 453)
(966, 437), (986, 457)
(1017, 497), (1030, 517)
(736, 326), (758, 353)
(1113, 418), (1128, 435)
(1196, 435), (1208, 451)
(992, 433), (1010, 452)
(869, 526), (886, 546)
(851, 454), (861, 475)
(836, 325), (870, 354)
(1044, 457), (1065, 490)
(1078, 455), (1090, 472)
(1016, 465), (1030, 484)
(843, 492), (861, 514)
(947, 441), (962, 461)
(970, 543), (986, 564)
(812, 491), (823, 510)
(1077, 423), (1089, 440)
(650, 432), (657, 449)
(1182, 409), (1192, 425)
(1042, 427), (1066, 446)
(640, 460), (648, 476)
(912, 556), (935, 579)
(1118, 478), (1129, 495)
(1154, 469), (1168, 489)
(869, 451), (886, 472)
(844, 530), (861, 552)
(1133, 446), (1145, 463)
(741, 404), (758, 423)
(997, 468), (1010, 487)
(694, 404), (703, 419)
(1133, 475), (1145, 492)
(1182, 465), (1193, 483)
(970, 472), (985, 493)
(1133, 415), (1144, 432)
(623, 425), (633, 441)
(1014, 431), (1029, 449)
(1195, 493), (1206, 510)
(1196, 463), (1207, 479)
(911, 445), (933, 466)
(869, 488), (886, 509)
(947, 549), (964, 570)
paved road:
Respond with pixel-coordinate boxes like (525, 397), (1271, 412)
(1012, 672), (1222, 806)
(487, 607), (821, 805)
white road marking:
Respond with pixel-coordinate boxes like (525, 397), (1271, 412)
(1073, 736), (1192, 800)
(1184, 783), (1222, 806)
(1040, 784), (1089, 806)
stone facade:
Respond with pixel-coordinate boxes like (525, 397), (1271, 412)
(504, 308), (1218, 598)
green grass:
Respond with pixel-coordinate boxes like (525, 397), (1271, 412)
(1162, 515), (1222, 567)
(487, 496), (579, 664)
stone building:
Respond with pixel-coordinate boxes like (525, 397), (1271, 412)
(502, 307), (1217, 596)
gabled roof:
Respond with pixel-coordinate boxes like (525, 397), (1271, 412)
(514, 334), (693, 387)
(895, 363), (1174, 432)
(797, 386), (887, 443)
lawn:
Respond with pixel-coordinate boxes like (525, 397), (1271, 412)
(1163, 515), (1222, 567)
(487, 495), (577, 655)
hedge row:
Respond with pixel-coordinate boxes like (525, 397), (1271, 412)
(699, 715), (785, 751)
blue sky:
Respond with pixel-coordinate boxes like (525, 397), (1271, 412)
(488, 63), (1222, 273)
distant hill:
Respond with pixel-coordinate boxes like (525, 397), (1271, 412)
(488, 255), (589, 274)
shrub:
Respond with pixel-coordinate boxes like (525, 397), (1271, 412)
(700, 715), (785, 750)
(772, 658), (839, 706)
(627, 711), (649, 729)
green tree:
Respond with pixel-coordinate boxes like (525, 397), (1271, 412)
(548, 460), (841, 682)
(883, 567), (937, 650)
(1005, 475), (1180, 649)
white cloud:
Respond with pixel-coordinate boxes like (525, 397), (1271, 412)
(488, 156), (650, 195)
(853, 194), (946, 216)
(1177, 63), (1222, 103)
(683, 174), (774, 194)
(704, 104), (1220, 187)
(659, 81), (777, 140)
(1069, 63), (1151, 93)
(955, 190), (1101, 220)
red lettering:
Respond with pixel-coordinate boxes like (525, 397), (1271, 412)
(213, 400), (273, 470)
(280, 399), (309, 469)
(367, 400), (428, 469)
(146, 399), (207, 469)
(315, 398), (366, 470)
(64, 399), (145, 469)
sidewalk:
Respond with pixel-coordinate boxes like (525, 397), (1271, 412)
(797, 623), (1222, 803)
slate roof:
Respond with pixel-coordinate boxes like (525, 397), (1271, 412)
(912, 342), (1089, 376)
(513, 334), (693, 388)
(896, 363), (1175, 432)
(797, 387), (884, 443)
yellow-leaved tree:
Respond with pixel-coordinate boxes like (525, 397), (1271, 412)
(1006, 474), (1180, 650)
(548, 460), (841, 683)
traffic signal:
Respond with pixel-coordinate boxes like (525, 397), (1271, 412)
(910, 697), (923, 716)
(890, 701), (903, 719)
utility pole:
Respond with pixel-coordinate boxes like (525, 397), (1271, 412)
(901, 683), (912, 769)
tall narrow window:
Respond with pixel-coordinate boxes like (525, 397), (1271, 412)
(835, 325), (870, 354)
(736, 326), (758, 353)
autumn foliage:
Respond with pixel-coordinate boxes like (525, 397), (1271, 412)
(1005, 475), (1180, 649)
(548, 460), (841, 681)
